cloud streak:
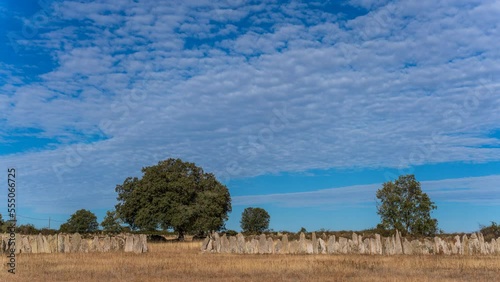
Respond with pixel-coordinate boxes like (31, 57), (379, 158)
(233, 174), (500, 207)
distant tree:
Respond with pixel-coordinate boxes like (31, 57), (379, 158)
(101, 210), (122, 233)
(376, 174), (438, 236)
(115, 158), (231, 240)
(240, 207), (270, 233)
(480, 221), (500, 241)
(60, 209), (99, 233)
(299, 227), (307, 233)
(225, 230), (238, 237)
(0, 213), (5, 232)
(17, 224), (39, 234)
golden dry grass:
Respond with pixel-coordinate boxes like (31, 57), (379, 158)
(1, 241), (499, 281)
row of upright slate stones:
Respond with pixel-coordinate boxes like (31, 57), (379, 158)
(0, 233), (148, 254)
(201, 231), (500, 255)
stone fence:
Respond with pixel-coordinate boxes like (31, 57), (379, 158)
(201, 231), (500, 255)
(0, 233), (148, 254)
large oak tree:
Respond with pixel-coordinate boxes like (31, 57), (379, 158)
(376, 174), (438, 236)
(115, 158), (231, 239)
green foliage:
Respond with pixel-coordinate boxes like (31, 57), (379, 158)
(0, 213), (4, 232)
(225, 229), (238, 237)
(299, 227), (307, 233)
(59, 209), (99, 233)
(39, 228), (58, 236)
(101, 210), (123, 233)
(240, 207), (270, 233)
(376, 174), (438, 236)
(480, 221), (500, 241)
(115, 158), (231, 239)
(17, 224), (39, 234)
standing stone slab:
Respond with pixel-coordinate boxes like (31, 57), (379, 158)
(298, 232), (307, 254)
(434, 237), (442, 255)
(251, 238), (259, 254)
(244, 240), (252, 254)
(289, 240), (299, 254)
(402, 238), (413, 255)
(237, 233), (246, 254)
(71, 233), (82, 253)
(201, 236), (210, 252)
(375, 234), (382, 255)
(267, 237), (274, 254)
(358, 235), (365, 254)
(48, 235), (57, 253)
(20, 236), (31, 253)
(469, 233), (480, 254)
(258, 234), (267, 254)
(424, 239), (434, 254)
(305, 240), (313, 254)
(327, 235), (336, 254)
(37, 234), (48, 253)
(312, 232), (318, 254)
(453, 235), (461, 255)
(28, 236), (37, 254)
(369, 238), (377, 255)
(362, 238), (370, 255)
(275, 239), (282, 254)
(339, 237), (348, 254)
(350, 233), (359, 254)
(102, 236), (111, 252)
(213, 232), (221, 253)
(383, 237), (393, 255)
(281, 234), (289, 254)
(109, 236), (117, 252)
(394, 230), (403, 255)
(141, 234), (148, 253)
(478, 233), (486, 254)
(229, 236), (238, 253)
(90, 236), (100, 252)
(462, 234), (469, 255)
(80, 239), (90, 253)
(57, 234), (65, 253)
(132, 234), (144, 253)
(63, 234), (71, 253)
(124, 234), (134, 252)
(220, 234), (230, 253)
(318, 238), (327, 254)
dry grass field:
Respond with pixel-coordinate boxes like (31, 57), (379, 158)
(1, 241), (499, 282)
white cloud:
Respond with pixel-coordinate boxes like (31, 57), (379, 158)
(0, 0), (499, 212)
(233, 174), (500, 207)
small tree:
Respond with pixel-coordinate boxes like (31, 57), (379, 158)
(60, 209), (99, 233)
(240, 207), (270, 233)
(101, 210), (122, 233)
(480, 221), (500, 241)
(376, 174), (438, 236)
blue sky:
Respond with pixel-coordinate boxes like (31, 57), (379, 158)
(1, 0), (499, 233)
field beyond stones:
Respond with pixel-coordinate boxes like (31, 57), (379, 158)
(1, 241), (500, 282)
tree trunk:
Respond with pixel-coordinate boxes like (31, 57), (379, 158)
(177, 230), (185, 241)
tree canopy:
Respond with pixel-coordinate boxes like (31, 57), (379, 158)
(101, 210), (123, 233)
(240, 207), (270, 233)
(115, 158), (231, 239)
(376, 174), (438, 236)
(60, 209), (99, 233)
